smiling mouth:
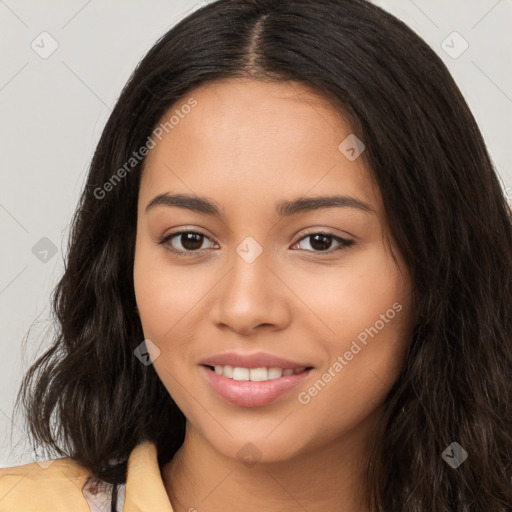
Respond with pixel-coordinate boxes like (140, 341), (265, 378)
(204, 364), (313, 382)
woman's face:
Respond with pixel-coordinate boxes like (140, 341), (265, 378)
(133, 78), (414, 463)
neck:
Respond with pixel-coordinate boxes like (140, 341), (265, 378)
(161, 408), (382, 512)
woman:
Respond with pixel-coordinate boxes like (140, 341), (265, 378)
(1, 0), (511, 510)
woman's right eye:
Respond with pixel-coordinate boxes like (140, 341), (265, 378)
(159, 231), (218, 256)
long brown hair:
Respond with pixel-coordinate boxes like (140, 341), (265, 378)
(14, 1), (512, 510)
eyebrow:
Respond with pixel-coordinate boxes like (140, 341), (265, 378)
(145, 192), (375, 217)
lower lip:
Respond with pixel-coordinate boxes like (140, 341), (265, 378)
(200, 365), (313, 407)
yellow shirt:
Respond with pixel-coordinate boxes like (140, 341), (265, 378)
(0, 440), (175, 511)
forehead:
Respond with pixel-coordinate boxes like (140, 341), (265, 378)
(140, 78), (380, 216)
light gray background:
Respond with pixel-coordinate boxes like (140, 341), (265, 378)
(1, 0), (511, 467)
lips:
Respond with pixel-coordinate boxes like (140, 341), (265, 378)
(198, 352), (314, 407)
(199, 351), (313, 370)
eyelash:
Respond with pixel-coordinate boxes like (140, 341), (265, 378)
(158, 230), (355, 257)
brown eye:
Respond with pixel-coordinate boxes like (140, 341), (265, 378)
(176, 232), (204, 251)
(294, 232), (354, 253)
(159, 231), (217, 255)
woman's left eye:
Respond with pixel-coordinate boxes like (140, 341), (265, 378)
(292, 232), (354, 253)
(159, 230), (353, 256)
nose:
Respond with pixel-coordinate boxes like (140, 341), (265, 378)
(208, 247), (292, 336)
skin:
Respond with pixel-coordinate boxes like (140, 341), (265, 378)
(133, 78), (415, 512)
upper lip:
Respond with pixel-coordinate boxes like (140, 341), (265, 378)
(199, 352), (314, 370)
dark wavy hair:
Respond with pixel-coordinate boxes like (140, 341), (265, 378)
(13, 0), (512, 510)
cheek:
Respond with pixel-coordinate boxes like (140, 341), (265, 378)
(133, 249), (198, 410)
(133, 238), (206, 340)
(283, 244), (410, 340)
(294, 306), (412, 446)
(290, 246), (412, 402)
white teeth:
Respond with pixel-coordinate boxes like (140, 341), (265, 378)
(268, 367), (283, 379)
(210, 365), (307, 381)
(232, 367), (249, 381)
(249, 367), (268, 381)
